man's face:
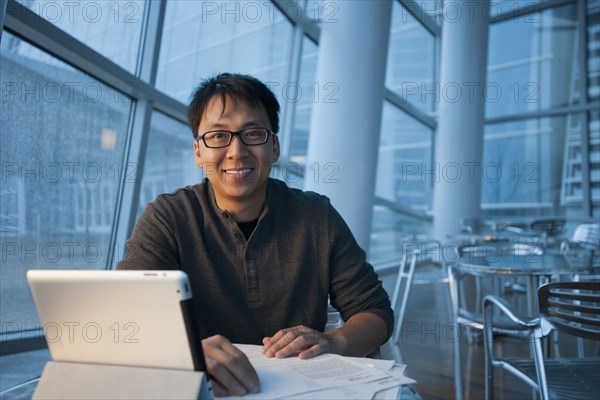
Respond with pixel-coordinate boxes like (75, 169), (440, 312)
(193, 95), (280, 210)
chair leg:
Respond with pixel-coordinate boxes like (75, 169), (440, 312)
(532, 336), (550, 400)
(454, 327), (463, 400)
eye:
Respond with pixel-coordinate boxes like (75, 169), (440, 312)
(245, 130), (262, 137)
(206, 131), (229, 140)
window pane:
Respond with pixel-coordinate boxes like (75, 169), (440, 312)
(369, 207), (428, 264)
(486, 3), (579, 118)
(588, 0), (600, 102)
(156, 1), (294, 104)
(0, 32), (131, 329)
(270, 163), (304, 190)
(386, 1), (435, 114)
(137, 112), (202, 215)
(16, 0), (145, 73)
(376, 102), (432, 211)
(289, 37), (318, 162)
(481, 115), (569, 216)
(489, 0), (545, 18)
(589, 109), (600, 215)
(0, 349), (50, 392)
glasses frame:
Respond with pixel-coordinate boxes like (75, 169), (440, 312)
(197, 128), (274, 148)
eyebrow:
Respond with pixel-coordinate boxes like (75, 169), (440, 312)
(205, 121), (266, 130)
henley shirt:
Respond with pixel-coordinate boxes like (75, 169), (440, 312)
(117, 178), (393, 344)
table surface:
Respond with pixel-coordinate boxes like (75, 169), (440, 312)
(454, 250), (599, 276)
(0, 373), (422, 400)
(449, 230), (548, 244)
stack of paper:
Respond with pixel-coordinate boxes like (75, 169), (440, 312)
(221, 344), (416, 399)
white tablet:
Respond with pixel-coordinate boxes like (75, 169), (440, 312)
(26, 270), (205, 372)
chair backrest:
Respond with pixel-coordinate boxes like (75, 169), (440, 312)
(460, 217), (496, 234)
(390, 249), (420, 344)
(456, 242), (543, 259)
(530, 218), (566, 236)
(538, 281), (600, 341)
(572, 224), (600, 249)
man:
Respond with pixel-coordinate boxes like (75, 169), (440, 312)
(117, 73), (393, 397)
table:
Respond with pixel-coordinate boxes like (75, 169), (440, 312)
(449, 229), (547, 245)
(454, 249), (599, 316)
(449, 247), (598, 399)
(0, 369), (422, 400)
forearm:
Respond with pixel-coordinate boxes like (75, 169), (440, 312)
(330, 312), (388, 357)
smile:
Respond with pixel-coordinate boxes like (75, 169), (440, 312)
(223, 168), (253, 176)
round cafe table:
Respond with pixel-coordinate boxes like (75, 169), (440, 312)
(454, 247), (599, 315)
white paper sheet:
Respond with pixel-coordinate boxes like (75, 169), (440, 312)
(219, 344), (416, 400)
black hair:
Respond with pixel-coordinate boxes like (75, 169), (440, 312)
(187, 73), (280, 138)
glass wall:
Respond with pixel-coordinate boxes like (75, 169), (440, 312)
(137, 112), (201, 217)
(156, 1), (293, 104)
(369, 0), (437, 262)
(483, 0), (598, 223)
(0, 29), (132, 389)
(16, 0), (145, 73)
(1, 0), (595, 389)
(385, 1), (435, 114)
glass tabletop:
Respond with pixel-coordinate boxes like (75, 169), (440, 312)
(455, 250), (600, 276)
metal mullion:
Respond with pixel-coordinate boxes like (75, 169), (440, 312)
(0, 0), (7, 40)
(490, 0), (576, 23)
(0, 330), (47, 356)
(385, 88), (437, 129)
(485, 102), (600, 124)
(135, 0), (166, 85)
(400, 0), (441, 36)
(3, 0), (184, 119)
(280, 24), (305, 158)
(108, 1), (167, 268)
(303, 20), (320, 43)
(374, 196), (433, 222)
(578, 0), (591, 217)
(272, 0), (320, 42)
(109, 98), (152, 268)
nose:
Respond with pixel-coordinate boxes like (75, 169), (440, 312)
(226, 135), (248, 159)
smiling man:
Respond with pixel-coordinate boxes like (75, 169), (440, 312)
(117, 73), (393, 397)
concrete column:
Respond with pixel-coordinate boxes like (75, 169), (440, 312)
(303, 0), (392, 249)
(431, 0), (490, 241)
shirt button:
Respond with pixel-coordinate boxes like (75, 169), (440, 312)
(234, 233), (243, 239)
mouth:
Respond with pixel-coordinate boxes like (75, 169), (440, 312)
(223, 167), (254, 179)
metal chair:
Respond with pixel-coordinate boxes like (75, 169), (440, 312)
(380, 248), (420, 362)
(326, 249), (420, 361)
(561, 223), (600, 253)
(530, 218), (566, 237)
(460, 217), (497, 233)
(483, 281), (600, 400)
(450, 242), (544, 399)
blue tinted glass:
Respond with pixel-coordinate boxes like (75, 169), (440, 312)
(0, 32), (131, 328)
(486, 3), (579, 118)
(156, 1), (293, 104)
(16, 0), (145, 73)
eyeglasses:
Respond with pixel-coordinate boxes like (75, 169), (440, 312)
(197, 128), (273, 148)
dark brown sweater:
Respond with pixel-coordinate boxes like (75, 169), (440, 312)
(117, 178), (393, 344)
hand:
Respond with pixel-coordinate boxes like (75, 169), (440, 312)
(201, 335), (260, 397)
(261, 325), (346, 360)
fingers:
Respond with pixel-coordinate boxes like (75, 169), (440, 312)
(202, 335), (260, 396)
(262, 326), (329, 359)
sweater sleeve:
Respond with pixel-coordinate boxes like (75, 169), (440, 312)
(326, 202), (394, 341)
(116, 197), (179, 271)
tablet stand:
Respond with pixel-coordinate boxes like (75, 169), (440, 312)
(33, 361), (212, 399)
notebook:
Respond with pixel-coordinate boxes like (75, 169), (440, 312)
(26, 269), (205, 372)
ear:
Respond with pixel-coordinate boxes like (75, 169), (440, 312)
(272, 134), (280, 163)
(193, 140), (203, 169)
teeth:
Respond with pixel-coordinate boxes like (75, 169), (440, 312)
(224, 168), (251, 174)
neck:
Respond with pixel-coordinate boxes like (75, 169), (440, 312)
(213, 191), (266, 222)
